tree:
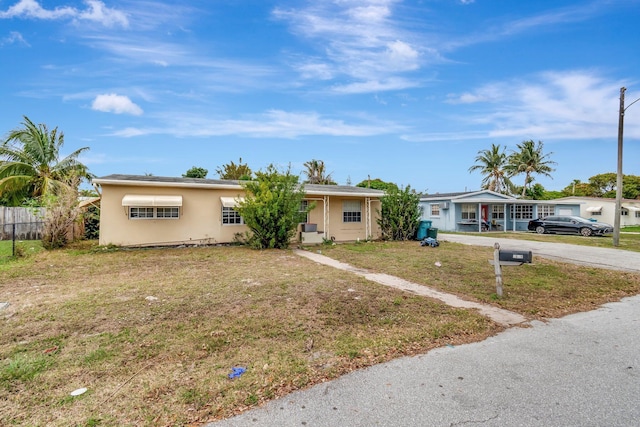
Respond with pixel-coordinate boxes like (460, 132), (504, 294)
(505, 140), (556, 198)
(356, 177), (399, 192)
(183, 166), (208, 179)
(622, 175), (640, 199)
(216, 157), (252, 180)
(235, 164), (309, 249)
(468, 144), (513, 194)
(0, 116), (91, 206)
(377, 185), (422, 241)
(588, 173), (617, 197)
(303, 159), (335, 185)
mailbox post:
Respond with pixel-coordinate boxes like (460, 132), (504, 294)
(493, 243), (503, 297)
(490, 243), (533, 298)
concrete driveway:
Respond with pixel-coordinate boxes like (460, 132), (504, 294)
(208, 236), (640, 427)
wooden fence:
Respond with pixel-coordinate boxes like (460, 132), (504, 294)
(0, 207), (45, 240)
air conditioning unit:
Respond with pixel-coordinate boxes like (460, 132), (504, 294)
(441, 202), (450, 209)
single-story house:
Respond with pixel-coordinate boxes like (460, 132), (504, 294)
(420, 190), (583, 232)
(92, 174), (384, 247)
(553, 196), (640, 227)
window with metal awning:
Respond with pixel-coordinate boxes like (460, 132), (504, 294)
(220, 197), (245, 225)
(585, 206), (602, 213)
(122, 195), (183, 207)
(622, 204), (640, 212)
(122, 195), (182, 219)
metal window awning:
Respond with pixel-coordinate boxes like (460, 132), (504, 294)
(122, 195), (182, 207)
(622, 204), (640, 212)
(586, 206), (602, 212)
(220, 196), (244, 208)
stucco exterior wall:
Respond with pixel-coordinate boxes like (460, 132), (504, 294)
(99, 184), (246, 246)
(99, 183), (382, 247)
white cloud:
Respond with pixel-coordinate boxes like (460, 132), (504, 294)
(108, 109), (403, 139)
(420, 70), (640, 142)
(1, 31), (29, 46)
(273, 0), (425, 92)
(92, 94), (143, 115)
(0, 0), (128, 28)
(77, 0), (128, 28)
(0, 0), (75, 20)
(331, 77), (420, 94)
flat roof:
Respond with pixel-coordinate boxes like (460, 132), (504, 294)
(93, 174), (385, 198)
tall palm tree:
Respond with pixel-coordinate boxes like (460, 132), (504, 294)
(303, 159), (334, 185)
(505, 140), (556, 198)
(0, 116), (91, 205)
(468, 144), (513, 194)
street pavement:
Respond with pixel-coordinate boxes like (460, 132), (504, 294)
(208, 236), (640, 427)
(437, 233), (640, 273)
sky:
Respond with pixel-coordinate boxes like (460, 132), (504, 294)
(1, 0), (640, 194)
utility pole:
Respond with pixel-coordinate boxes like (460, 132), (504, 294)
(614, 87), (625, 247)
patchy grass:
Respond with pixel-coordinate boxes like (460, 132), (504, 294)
(319, 240), (640, 318)
(0, 243), (498, 426)
(0, 239), (43, 262)
(456, 231), (640, 252)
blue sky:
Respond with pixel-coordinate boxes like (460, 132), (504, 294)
(1, 0), (640, 193)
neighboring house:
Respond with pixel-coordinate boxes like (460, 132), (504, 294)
(553, 196), (640, 227)
(92, 174), (384, 247)
(420, 190), (582, 232)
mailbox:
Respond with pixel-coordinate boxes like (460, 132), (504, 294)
(498, 250), (532, 264)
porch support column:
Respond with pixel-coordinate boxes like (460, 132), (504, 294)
(324, 195), (330, 239)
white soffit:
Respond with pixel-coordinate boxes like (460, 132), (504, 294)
(122, 195), (182, 207)
(220, 196), (244, 208)
(586, 206), (602, 212)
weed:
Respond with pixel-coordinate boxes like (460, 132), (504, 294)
(0, 353), (50, 389)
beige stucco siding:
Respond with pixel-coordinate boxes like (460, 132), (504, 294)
(97, 178), (384, 247)
(99, 184), (246, 246)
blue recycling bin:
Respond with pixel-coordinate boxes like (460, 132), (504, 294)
(417, 220), (432, 240)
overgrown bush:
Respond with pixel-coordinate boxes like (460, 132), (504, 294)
(41, 181), (82, 249)
(377, 185), (422, 241)
(235, 165), (309, 249)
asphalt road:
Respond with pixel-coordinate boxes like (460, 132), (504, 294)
(437, 233), (640, 273)
(209, 237), (640, 427)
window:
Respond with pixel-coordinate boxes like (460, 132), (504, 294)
(512, 204), (533, 220)
(129, 207), (178, 219)
(222, 206), (243, 225)
(591, 210), (602, 216)
(539, 204), (555, 217)
(343, 200), (362, 223)
(636, 211), (640, 218)
(621, 209), (629, 216)
(491, 205), (504, 219)
(299, 200), (309, 223)
(461, 204), (476, 220)
(156, 207), (179, 218)
(430, 204), (440, 217)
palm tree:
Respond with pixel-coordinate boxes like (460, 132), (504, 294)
(505, 140), (556, 198)
(468, 144), (513, 194)
(0, 116), (91, 205)
(303, 159), (335, 185)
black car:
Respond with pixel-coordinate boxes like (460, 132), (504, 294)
(527, 215), (614, 237)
